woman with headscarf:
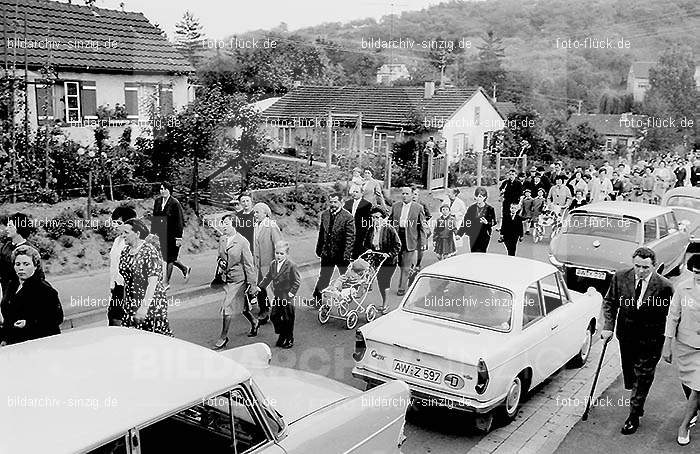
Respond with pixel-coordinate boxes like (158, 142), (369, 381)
(0, 245), (63, 345)
(119, 218), (172, 336)
(361, 206), (401, 313)
(252, 202), (283, 324)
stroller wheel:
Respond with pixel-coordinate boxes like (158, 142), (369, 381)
(366, 305), (378, 322)
(346, 311), (359, 330)
(318, 304), (331, 324)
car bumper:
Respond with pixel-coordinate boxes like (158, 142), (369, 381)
(352, 366), (504, 414)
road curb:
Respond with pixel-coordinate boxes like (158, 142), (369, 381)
(61, 259), (321, 330)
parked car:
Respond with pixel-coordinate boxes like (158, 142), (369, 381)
(662, 187), (700, 259)
(0, 327), (410, 454)
(549, 201), (689, 294)
(352, 254), (602, 433)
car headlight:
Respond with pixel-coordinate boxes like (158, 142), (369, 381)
(549, 254), (564, 268)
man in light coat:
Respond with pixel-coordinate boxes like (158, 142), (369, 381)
(389, 187), (426, 295)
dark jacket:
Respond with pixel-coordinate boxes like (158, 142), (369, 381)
(151, 196), (185, 260)
(500, 212), (524, 241)
(499, 178), (523, 205)
(316, 208), (355, 262)
(603, 269), (673, 341)
(362, 224), (402, 266)
(344, 198), (372, 258)
(457, 203), (497, 240)
(259, 259), (302, 301)
(0, 239), (45, 293)
(0, 273), (63, 345)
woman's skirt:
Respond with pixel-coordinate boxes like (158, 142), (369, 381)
(434, 236), (456, 256)
(222, 282), (248, 316)
(675, 340), (700, 391)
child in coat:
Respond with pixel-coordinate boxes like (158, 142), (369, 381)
(432, 202), (457, 260)
(257, 241), (301, 348)
(500, 203), (524, 256)
(520, 189), (535, 236)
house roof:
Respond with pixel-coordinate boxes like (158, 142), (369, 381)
(261, 85), (484, 128)
(494, 101), (517, 117)
(629, 61), (656, 80)
(0, 0), (194, 74)
(568, 113), (647, 137)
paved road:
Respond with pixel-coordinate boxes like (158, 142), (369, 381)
(160, 235), (556, 454)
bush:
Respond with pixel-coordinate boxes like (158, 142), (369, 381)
(30, 235), (55, 260)
(94, 220), (119, 241)
(44, 209), (84, 239)
(58, 235), (75, 248)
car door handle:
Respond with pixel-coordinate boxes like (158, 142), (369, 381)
(551, 324), (559, 330)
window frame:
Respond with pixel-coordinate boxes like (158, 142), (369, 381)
(63, 81), (81, 124)
(657, 215), (669, 238)
(665, 212), (678, 233)
(522, 283), (544, 329)
(539, 273), (564, 315)
(643, 218), (658, 243)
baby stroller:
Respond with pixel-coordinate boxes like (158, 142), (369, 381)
(318, 250), (389, 330)
(533, 203), (564, 243)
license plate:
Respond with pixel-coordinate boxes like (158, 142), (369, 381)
(575, 268), (606, 280)
(393, 360), (442, 383)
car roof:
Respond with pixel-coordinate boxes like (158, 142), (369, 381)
(663, 187), (700, 200)
(571, 201), (671, 221)
(419, 253), (557, 293)
(0, 327), (251, 454)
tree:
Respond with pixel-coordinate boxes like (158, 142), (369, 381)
(641, 46), (698, 152)
(469, 31), (506, 89)
(598, 91), (634, 114)
(491, 105), (548, 160)
(426, 36), (463, 86)
(174, 11), (205, 68)
(562, 123), (603, 160)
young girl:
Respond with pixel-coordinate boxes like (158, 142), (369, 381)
(520, 189), (535, 235)
(433, 202), (458, 260)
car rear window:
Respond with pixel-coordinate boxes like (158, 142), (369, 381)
(667, 195), (700, 210)
(403, 276), (513, 331)
(561, 213), (640, 242)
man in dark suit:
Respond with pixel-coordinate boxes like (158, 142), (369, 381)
(312, 193), (355, 302)
(499, 202), (523, 256)
(151, 181), (191, 288)
(412, 185), (432, 268)
(344, 185), (372, 259)
(499, 168), (523, 218)
(601, 247), (674, 435)
(389, 187), (426, 295)
(257, 241), (301, 348)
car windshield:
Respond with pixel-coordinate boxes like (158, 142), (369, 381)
(402, 276), (512, 331)
(561, 213), (640, 242)
(667, 195), (700, 210)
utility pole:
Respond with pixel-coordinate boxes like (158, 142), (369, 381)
(492, 83), (497, 102)
(577, 100), (582, 115)
(326, 111), (332, 168)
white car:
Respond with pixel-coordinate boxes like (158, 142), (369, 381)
(352, 254), (602, 432)
(0, 327), (410, 454)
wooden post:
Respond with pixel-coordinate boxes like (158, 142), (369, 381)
(357, 112), (363, 156)
(384, 140), (391, 190)
(496, 153), (501, 185)
(87, 168), (92, 222)
(326, 111), (332, 168)
(522, 154), (528, 173)
(476, 151), (483, 187)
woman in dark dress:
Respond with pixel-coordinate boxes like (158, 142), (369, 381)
(362, 206), (402, 313)
(119, 219), (172, 336)
(0, 245), (63, 346)
(0, 212), (44, 294)
(457, 186), (497, 253)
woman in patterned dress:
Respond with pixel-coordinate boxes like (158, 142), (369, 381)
(119, 218), (172, 336)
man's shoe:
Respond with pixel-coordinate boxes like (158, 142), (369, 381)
(397, 289), (406, 296)
(212, 337), (229, 350)
(690, 414), (698, 427)
(678, 425), (691, 446)
(621, 415), (640, 435)
(183, 266), (192, 283)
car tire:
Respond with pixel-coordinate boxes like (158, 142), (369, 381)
(318, 304), (331, 324)
(495, 375), (523, 425)
(346, 311), (359, 330)
(569, 326), (593, 368)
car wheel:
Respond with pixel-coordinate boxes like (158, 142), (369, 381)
(365, 305), (378, 322)
(318, 304), (331, 324)
(495, 376), (523, 424)
(346, 311), (359, 330)
(569, 326), (593, 368)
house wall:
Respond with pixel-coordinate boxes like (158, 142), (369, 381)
(27, 72), (189, 146)
(439, 91), (505, 163)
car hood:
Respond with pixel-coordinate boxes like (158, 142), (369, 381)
(248, 365), (360, 424)
(361, 309), (504, 365)
(551, 234), (636, 271)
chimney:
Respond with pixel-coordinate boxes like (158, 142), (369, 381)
(424, 81), (435, 99)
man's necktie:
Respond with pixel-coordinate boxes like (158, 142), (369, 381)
(634, 279), (643, 307)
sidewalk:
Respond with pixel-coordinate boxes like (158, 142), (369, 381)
(555, 345), (694, 453)
(56, 231), (320, 329)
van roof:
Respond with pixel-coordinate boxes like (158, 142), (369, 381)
(571, 201), (671, 221)
(0, 327), (250, 454)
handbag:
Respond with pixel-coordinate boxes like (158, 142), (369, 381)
(210, 256), (227, 289)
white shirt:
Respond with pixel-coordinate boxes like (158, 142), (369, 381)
(635, 273), (652, 309)
(450, 197), (467, 228)
(109, 236), (127, 288)
(399, 202), (411, 228)
(277, 259), (286, 273)
(161, 196), (169, 211)
(351, 199), (360, 217)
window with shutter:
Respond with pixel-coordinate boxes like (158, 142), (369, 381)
(124, 82), (139, 119)
(35, 84), (55, 123)
(80, 81), (97, 119)
(64, 81), (81, 123)
(159, 84), (174, 116)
